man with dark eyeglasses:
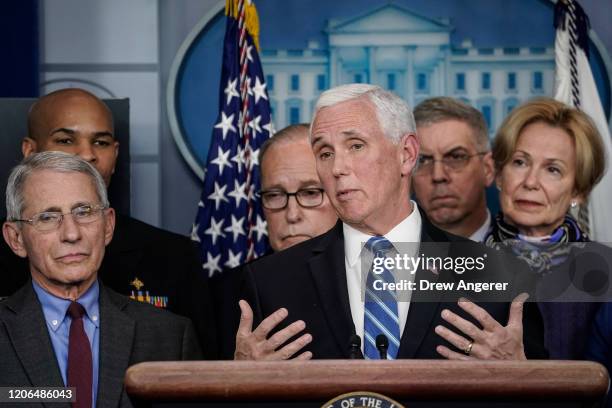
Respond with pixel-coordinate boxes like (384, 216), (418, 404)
(258, 123), (338, 252)
(412, 97), (495, 241)
(212, 124), (338, 358)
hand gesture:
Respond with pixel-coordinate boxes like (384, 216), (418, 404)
(234, 300), (313, 360)
(435, 293), (528, 360)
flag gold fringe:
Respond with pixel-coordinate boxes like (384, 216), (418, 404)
(225, 0), (261, 51)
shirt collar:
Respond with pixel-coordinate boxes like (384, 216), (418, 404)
(32, 279), (101, 332)
(469, 209), (492, 242)
(344, 201), (422, 267)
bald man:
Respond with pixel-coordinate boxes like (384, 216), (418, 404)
(23, 89), (119, 186)
(0, 88), (217, 358)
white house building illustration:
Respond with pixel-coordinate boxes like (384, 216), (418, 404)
(261, 3), (554, 136)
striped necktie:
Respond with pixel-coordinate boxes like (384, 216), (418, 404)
(364, 236), (400, 359)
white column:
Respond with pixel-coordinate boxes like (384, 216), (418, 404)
(404, 46), (416, 107)
(368, 46), (377, 85)
(442, 45), (451, 95)
(330, 47), (338, 87)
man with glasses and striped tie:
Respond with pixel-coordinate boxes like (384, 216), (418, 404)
(0, 152), (201, 407)
(233, 84), (546, 362)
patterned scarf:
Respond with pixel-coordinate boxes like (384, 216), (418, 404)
(484, 212), (589, 275)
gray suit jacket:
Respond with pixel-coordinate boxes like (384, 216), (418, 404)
(0, 281), (202, 407)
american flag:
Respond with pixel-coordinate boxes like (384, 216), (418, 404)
(192, 0), (272, 277)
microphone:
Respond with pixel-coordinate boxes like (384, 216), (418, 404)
(376, 334), (388, 360)
(349, 334), (363, 359)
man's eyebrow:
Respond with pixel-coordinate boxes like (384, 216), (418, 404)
(93, 131), (114, 138)
(31, 202), (94, 214)
(261, 184), (286, 191)
(262, 180), (322, 192)
(35, 206), (62, 213)
(48, 128), (115, 140)
(443, 146), (470, 155)
(341, 129), (364, 137)
(311, 130), (364, 147)
(49, 128), (76, 137)
(72, 202), (94, 210)
(299, 179), (323, 188)
(311, 135), (324, 147)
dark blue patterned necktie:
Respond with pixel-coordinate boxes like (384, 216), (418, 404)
(364, 236), (400, 359)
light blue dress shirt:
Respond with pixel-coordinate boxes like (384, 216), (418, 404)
(32, 279), (100, 407)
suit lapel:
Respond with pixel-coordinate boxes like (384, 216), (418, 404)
(96, 285), (135, 408)
(398, 215), (450, 358)
(308, 223), (354, 358)
(3, 284), (69, 408)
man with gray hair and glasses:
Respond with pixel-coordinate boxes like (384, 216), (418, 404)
(231, 84), (546, 362)
(0, 151), (201, 407)
(412, 97), (495, 241)
(259, 123), (338, 252)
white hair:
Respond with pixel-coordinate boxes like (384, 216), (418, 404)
(6, 151), (109, 221)
(311, 83), (416, 143)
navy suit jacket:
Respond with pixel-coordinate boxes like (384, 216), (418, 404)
(238, 216), (548, 359)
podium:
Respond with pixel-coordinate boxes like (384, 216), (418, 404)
(125, 360), (609, 407)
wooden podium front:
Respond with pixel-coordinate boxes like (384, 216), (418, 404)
(125, 360), (609, 407)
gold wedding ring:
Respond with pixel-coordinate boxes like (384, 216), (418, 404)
(464, 341), (474, 355)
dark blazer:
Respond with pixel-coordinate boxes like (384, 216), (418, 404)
(0, 281), (202, 408)
(0, 214), (217, 359)
(238, 216), (547, 359)
(534, 241), (612, 359)
(486, 233), (612, 359)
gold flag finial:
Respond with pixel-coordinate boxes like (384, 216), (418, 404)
(225, 0), (261, 51)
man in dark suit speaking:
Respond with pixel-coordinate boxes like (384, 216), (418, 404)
(0, 152), (201, 407)
(233, 84), (545, 361)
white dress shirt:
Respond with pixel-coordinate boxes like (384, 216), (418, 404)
(344, 201), (422, 352)
(469, 209), (492, 242)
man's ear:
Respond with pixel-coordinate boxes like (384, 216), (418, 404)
(22, 137), (37, 158)
(2, 222), (28, 258)
(103, 207), (116, 246)
(111, 140), (119, 177)
(400, 133), (419, 176)
(482, 152), (495, 187)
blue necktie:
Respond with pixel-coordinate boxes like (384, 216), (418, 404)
(364, 236), (401, 359)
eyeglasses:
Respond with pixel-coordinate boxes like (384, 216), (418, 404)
(415, 152), (487, 174)
(12, 204), (108, 232)
(260, 188), (325, 210)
